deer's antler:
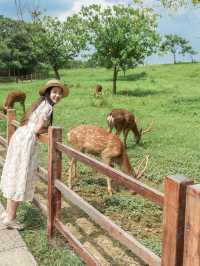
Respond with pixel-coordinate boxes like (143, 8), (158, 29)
(133, 155), (149, 179)
(142, 121), (154, 135)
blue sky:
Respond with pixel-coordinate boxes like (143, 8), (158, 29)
(0, 0), (199, 64)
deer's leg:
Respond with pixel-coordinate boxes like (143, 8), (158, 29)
(101, 153), (112, 196)
(107, 126), (113, 133)
(73, 160), (77, 179)
(106, 176), (112, 196)
(107, 115), (114, 133)
(68, 158), (76, 189)
(116, 128), (122, 136)
(123, 128), (129, 148)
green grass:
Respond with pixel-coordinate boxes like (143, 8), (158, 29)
(0, 62), (200, 263)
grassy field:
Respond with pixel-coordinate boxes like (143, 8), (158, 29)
(0, 62), (200, 265)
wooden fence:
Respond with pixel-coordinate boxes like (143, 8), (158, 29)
(0, 109), (199, 266)
(0, 72), (49, 83)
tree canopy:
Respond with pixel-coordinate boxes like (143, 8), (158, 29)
(78, 4), (160, 94)
(160, 34), (193, 64)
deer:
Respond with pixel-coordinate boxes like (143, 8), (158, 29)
(107, 109), (153, 148)
(3, 90), (26, 114)
(94, 84), (103, 97)
(67, 124), (149, 195)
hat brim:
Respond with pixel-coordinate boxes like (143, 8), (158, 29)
(39, 82), (69, 97)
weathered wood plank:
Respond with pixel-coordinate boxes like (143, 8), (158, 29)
(47, 127), (62, 238)
(0, 136), (8, 147)
(56, 142), (164, 206)
(11, 120), (20, 128)
(0, 112), (7, 120)
(55, 219), (101, 266)
(37, 166), (48, 182)
(38, 134), (48, 144)
(55, 179), (161, 266)
(183, 184), (200, 266)
(161, 175), (193, 266)
(33, 196), (101, 266)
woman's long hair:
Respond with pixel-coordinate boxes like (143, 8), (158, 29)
(20, 89), (53, 127)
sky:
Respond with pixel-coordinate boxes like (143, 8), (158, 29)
(0, 0), (199, 64)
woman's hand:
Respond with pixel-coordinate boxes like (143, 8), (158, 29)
(33, 117), (47, 141)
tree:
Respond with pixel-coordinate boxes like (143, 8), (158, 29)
(160, 0), (200, 9)
(0, 16), (39, 76)
(181, 44), (198, 62)
(79, 4), (160, 94)
(160, 34), (190, 64)
(33, 15), (87, 80)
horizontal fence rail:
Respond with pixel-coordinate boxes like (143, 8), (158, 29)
(0, 113), (7, 120)
(33, 196), (100, 266)
(36, 162), (161, 265)
(56, 142), (164, 207)
(0, 136), (7, 147)
(55, 179), (161, 266)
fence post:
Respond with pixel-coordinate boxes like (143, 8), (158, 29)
(7, 109), (16, 143)
(161, 175), (193, 266)
(183, 184), (200, 266)
(47, 126), (62, 239)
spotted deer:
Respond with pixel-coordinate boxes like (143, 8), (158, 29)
(95, 84), (102, 95)
(67, 124), (148, 195)
(3, 90), (26, 114)
(107, 109), (153, 148)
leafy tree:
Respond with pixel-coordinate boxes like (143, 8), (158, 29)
(160, 0), (200, 9)
(160, 34), (190, 64)
(182, 44), (198, 62)
(79, 4), (160, 94)
(0, 16), (39, 76)
(33, 15), (87, 80)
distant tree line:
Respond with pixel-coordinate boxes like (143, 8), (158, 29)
(0, 2), (198, 94)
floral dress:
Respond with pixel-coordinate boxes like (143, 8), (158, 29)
(0, 100), (52, 202)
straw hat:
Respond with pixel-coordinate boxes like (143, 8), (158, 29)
(39, 79), (69, 97)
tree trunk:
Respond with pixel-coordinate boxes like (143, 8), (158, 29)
(53, 66), (60, 80)
(112, 65), (118, 95)
(173, 53), (176, 64)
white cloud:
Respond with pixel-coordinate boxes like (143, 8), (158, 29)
(59, 0), (111, 21)
(58, 0), (128, 21)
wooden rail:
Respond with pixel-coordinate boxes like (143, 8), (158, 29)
(0, 136), (7, 147)
(56, 179), (161, 266)
(33, 196), (101, 266)
(0, 113), (7, 120)
(56, 142), (164, 206)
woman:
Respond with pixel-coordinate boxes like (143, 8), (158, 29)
(0, 79), (69, 229)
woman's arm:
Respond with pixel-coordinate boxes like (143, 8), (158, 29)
(33, 118), (48, 137)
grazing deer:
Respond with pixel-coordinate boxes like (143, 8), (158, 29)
(107, 109), (153, 148)
(3, 90), (26, 114)
(67, 124), (148, 195)
(94, 84), (103, 96)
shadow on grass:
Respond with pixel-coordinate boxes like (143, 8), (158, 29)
(118, 88), (168, 97)
(104, 71), (147, 82)
(118, 71), (147, 81)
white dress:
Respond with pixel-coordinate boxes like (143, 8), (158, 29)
(0, 100), (52, 202)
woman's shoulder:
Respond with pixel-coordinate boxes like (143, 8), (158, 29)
(44, 99), (53, 111)
(33, 99), (52, 117)
(38, 99), (53, 112)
